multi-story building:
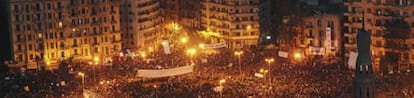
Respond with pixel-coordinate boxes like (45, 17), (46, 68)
(160, 0), (202, 30)
(8, 0), (122, 68)
(344, 0), (414, 72)
(201, 0), (260, 49)
(295, 14), (343, 58)
(120, 0), (162, 51)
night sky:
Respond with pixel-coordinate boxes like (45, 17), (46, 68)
(0, 1), (12, 62)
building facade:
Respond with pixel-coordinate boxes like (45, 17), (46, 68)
(201, 0), (260, 49)
(295, 14), (343, 58)
(120, 0), (162, 51)
(344, 0), (414, 71)
(8, 0), (122, 68)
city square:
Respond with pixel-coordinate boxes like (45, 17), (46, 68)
(1, 0), (414, 98)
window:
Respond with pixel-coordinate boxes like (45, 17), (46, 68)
(15, 15), (19, 22)
(50, 43), (54, 48)
(60, 32), (64, 38)
(26, 15), (30, 21)
(28, 44), (32, 50)
(26, 24), (31, 30)
(48, 13), (52, 19)
(317, 20), (321, 26)
(14, 5), (18, 12)
(17, 44), (22, 51)
(60, 42), (64, 48)
(61, 51), (65, 58)
(25, 4), (29, 12)
(235, 32), (241, 36)
(16, 34), (22, 42)
(18, 55), (23, 60)
(47, 3), (51, 10)
(16, 24), (20, 32)
(30, 54), (33, 60)
(27, 34), (32, 41)
(49, 33), (54, 39)
(59, 22), (63, 28)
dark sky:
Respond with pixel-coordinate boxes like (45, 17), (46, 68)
(0, 1), (12, 62)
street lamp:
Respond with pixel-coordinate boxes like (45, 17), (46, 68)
(265, 58), (274, 76)
(180, 37), (188, 44)
(161, 41), (168, 46)
(234, 51), (243, 76)
(92, 56), (99, 83)
(153, 85), (158, 98)
(294, 52), (303, 60)
(78, 72), (85, 96)
(186, 48), (196, 63)
(199, 43), (205, 49)
(141, 52), (147, 59)
(218, 79), (226, 98)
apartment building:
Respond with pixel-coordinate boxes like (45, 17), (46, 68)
(201, 0), (260, 49)
(8, 0), (122, 68)
(160, 0), (202, 29)
(120, 0), (162, 51)
(295, 14), (343, 58)
(344, 0), (414, 71)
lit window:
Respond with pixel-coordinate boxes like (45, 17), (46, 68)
(59, 22), (63, 28)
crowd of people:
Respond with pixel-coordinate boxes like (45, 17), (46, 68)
(81, 48), (357, 97)
(4, 47), (414, 97)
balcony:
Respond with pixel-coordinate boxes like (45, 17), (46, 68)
(111, 20), (117, 24)
(55, 7), (64, 11)
(112, 40), (122, 44)
(92, 42), (99, 46)
(13, 10), (19, 13)
(35, 48), (44, 52)
(110, 10), (116, 14)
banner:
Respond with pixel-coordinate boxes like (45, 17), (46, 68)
(309, 47), (325, 55)
(202, 43), (227, 49)
(348, 52), (358, 70)
(162, 40), (171, 54)
(278, 51), (288, 58)
(326, 27), (332, 49)
(137, 64), (194, 78)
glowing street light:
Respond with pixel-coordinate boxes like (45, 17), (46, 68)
(153, 85), (158, 98)
(161, 41), (168, 46)
(186, 48), (196, 55)
(93, 56), (99, 63)
(234, 51), (243, 76)
(148, 47), (154, 53)
(186, 48), (197, 63)
(46, 61), (51, 66)
(219, 79), (226, 85)
(199, 43), (205, 49)
(141, 52), (147, 59)
(294, 52), (302, 59)
(180, 37), (188, 44)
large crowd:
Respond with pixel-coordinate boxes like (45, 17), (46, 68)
(84, 48), (357, 97)
(3, 47), (414, 97)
